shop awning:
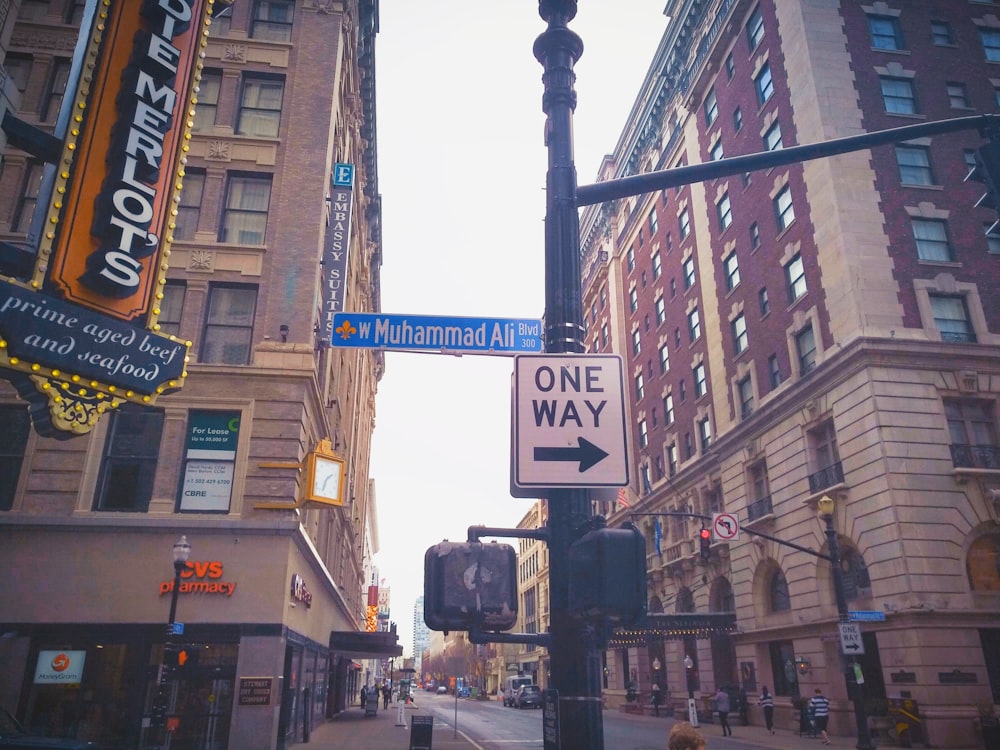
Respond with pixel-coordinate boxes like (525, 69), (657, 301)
(330, 629), (403, 659)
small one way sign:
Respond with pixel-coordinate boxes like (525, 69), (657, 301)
(513, 354), (629, 489)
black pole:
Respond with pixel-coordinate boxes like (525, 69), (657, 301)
(533, 3), (603, 749)
(167, 558), (184, 628)
(821, 511), (875, 750)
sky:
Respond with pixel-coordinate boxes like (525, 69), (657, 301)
(370, 3), (668, 656)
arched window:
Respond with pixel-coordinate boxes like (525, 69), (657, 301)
(676, 587), (695, 613)
(711, 577), (735, 612)
(649, 595), (664, 614)
(769, 570), (791, 612)
(967, 533), (1000, 592)
(841, 548), (872, 601)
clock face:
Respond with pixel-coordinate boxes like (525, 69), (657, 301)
(312, 455), (342, 501)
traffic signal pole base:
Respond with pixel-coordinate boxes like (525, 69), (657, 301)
(687, 698), (700, 728)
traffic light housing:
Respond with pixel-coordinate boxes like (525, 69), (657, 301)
(568, 521), (647, 624)
(965, 140), (1000, 236)
(699, 528), (712, 560)
(163, 643), (199, 679)
(424, 541), (518, 632)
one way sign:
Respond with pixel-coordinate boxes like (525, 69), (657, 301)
(838, 622), (865, 655)
(513, 354), (629, 489)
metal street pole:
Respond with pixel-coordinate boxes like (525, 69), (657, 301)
(533, 2), (603, 749)
(152, 535), (191, 731)
(817, 498), (874, 750)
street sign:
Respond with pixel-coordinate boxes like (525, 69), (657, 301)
(848, 610), (886, 622)
(838, 622), (865, 655)
(712, 512), (740, 541)
(330, 312), (543, 354)
(513, 354), (629, 489)
(170, 622), (185, 635)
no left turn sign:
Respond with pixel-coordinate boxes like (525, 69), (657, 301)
(712, 512), (740, 541)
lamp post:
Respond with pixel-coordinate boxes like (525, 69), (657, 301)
(151, 535), (191, 729)
(683, 654), (699, 727)
(168, 535), (191, 629)
(816, 496), (874, 750)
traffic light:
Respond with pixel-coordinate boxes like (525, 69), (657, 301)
(699, 528), (712, 560)
(568, 521), (647, 625)
(162, 643), (199, 679)
(964, 140), (1000, 236)
(424, 541), (518, 632)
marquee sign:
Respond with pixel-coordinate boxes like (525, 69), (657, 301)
(0, 0), (219, 436)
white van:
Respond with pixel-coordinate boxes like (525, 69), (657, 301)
(502, 675), (534, 707)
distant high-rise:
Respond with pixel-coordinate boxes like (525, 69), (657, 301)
(413, 595), (430, 675)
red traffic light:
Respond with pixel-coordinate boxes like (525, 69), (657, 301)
(699, 528), (712, 560)
(699, 528), (711, 541)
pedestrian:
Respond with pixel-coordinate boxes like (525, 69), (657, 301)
(651, 683), (662, 717)
(382, 683), (391, 709)
(759, 685), (775, 733)
(715, 686), (732, 736)
(668, 721), (707, 750)
(809, 687), (831, 744)
(359, 685), (367, 709)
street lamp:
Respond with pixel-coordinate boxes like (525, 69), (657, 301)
(151, 536), (191, 729)
(683, 654), (699, 727)
(168, 535), (191, 628)
(817, 496), (874, 750)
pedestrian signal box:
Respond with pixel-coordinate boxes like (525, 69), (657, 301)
(424, 541), (518, 632)
(568, 521), (647, 624)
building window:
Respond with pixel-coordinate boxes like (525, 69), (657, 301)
(237, 76), (284, 138)
(912, 218), (953, 262)
(759, 287), (770, 316)
(733, 107), (743, 133)
(755, 63), (774, 106)
(4, 54), (32, 94)
(40, 58), (71, 123)
(635, 373), (645, 401)
(590, 302), (597, 324)
(201, 285), (258, 364)
(732, 314), (748, 354)
(93, 404), (165, 512)
(717, 193), (733, 230)
(868, 15), (904, 50)
(659, 345), (670, 375)
(684, 432), (694, 459)
(18, 0), (48, 21)
(946, 399), (999, 470)
(769, 570), (791, 612)
(679, 379), (687, 402)
(796, 324), (817, 374)
(632, 329), (642, 355)
(694, 363), (707, 397)
(11, 161), (45, 234)
(750, 221), (761, 249)
(688, 308), (701, 342)
(670, 279), (677, 299)
(251, 0), (295, 42)
(649, 208), (659, 235)
(600, 286), (607, 309)
(655, 297), (666, 326)
(738, 376), (754, 420)
(601, 323), (609, 347)
(626, 246), (636, 273)
(698, 416), (712, 452)
(193, 69), (221, 131)
(704, 87), (718, 126)
(774, 186), (794, 231)
(683, 257), (696, 289)
(948, 82), (971, 109)
(652, 252), (662, 279)
(724, 252), (740, 291)
(785, 253), (806, 303)
(65, 0), (87, 23)
(221, 174), (272, 245)
(764, 122), (783, 151)
(710, 139), (724, 162)
(896, 145), (934, 185)
(725, 52), (735, 79)
(747, 461), (772, 520)
(663, 394), (675, 425)
(629, 287), (639, 314)
(966, 533), (1000, 591)
(174, 169), (205, 241)
(158, 282), (186, 337)
(930, 294), (975, 342)
(987, 225), (1000, 254)
(931, 21), (953, 46)
(639, 419), (648, 449)
(841, 548), (873, 601)
(746, 6), (765, 50)
(679, 208), (691, 239)
(981, 28), (1000, 63)
(881, 77), (917, 115)
(808, 419), (843, 494)
(768, 354), (782, 388)
(667, 443), (678, 476)
(0, 405), (31, 511)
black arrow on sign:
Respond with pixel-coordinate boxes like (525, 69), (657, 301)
(534, 437), (609, 472)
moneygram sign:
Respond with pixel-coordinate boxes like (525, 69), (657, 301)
(0, 0), (215, 436)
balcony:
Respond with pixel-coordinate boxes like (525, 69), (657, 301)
(808, 461), (844, 494)
(950, 443), (1000, 470)
(746, 495), (773, 523)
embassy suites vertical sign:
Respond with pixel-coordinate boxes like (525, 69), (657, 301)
(320, 164), (355, 342)
(0, 0), (212, 436)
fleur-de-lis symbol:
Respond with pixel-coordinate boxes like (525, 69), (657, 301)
(335, 320), (357, 340)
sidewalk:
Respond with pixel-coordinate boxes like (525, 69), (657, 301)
(300, 701), (480, 750)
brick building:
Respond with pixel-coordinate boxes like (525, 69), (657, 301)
(0, 1), (392, 749)
(580, 0), (1000, 744)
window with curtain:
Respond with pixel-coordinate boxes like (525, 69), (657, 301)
(251, 0), (294, 42)
(194, 70), (222, 131)
(40, 58), (71, 123)
(912, 218), (953, 261)
(237, 76), (284, 138)
(881, 76), (917, 114)
(221, 174), (272, 245)
(896, 145), (934, 185)
(769, 570), (791, 612)
(158, 282), (186, 337)
(174, 169), (205, 241)
(930, 294), (974, 342)
(200, 285), (258, 364)
(12, 161), (45, 234)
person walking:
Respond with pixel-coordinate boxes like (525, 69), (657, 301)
(759, 686), (775, 733)
(359, 685), (367, 709)
(382, 683), (391, 709)
(651, 683), (662, 717)
(715, 687), (733, 737)
(809, 688), (831, 744)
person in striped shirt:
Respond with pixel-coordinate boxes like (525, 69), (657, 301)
(758, 686), (774, 733)
(809, 688), (831, 744)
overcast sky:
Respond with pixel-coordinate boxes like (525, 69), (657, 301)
(370, 3), (668, 656)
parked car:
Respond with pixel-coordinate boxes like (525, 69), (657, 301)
(514, 684), (542, 709)
(436, 685), (448, 694)
(502, 675), (533, 707)
(0, 707), (103, 749)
